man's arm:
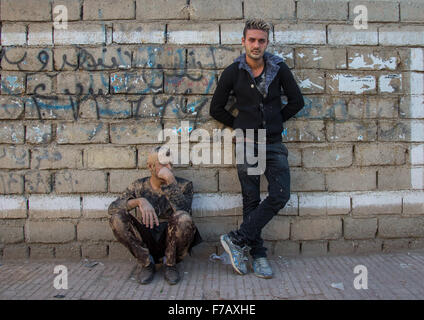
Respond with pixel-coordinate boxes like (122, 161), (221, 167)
(209, 66), (236, 127)
(279, 62), (305, 122)
(108, 182), (138, 215)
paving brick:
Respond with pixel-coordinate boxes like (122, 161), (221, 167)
(55, 170), (107, 193)
(190, 0), (242, 20)
(0, 221), (25, 244)
(291, 168), (325, 192)
(26, 123), (52, 144)
(262, 216), (290, 240)
(355, 143), (406, 166)
(283, 120), (326, 142)
(296, 47), (346, 69)
(1, 0), (51, 21)
(109, 170), (150, 193)
(54, 47), (79, 71)
(54, 23), (106, 45)
(0, 24), (27, 46)
(0, 172), (24, 194)
(0, 146), (30, 169)
(2, 244), (29, 260)
(378, 167), (412, 190)
(299, 193), (350, 216)
(31, 147), (82, 170)
(326, 73), (376, 94)
(28, 23), (53, 46)
(349, 0), (399, 22)
(0, 96), (25, 119)
(57, 71), (109, 95)
(379, 25), (424, 46)
(293, 70), (325, 94)
(0, 196), (27, 219)
(302, 146), (352, 168)
(54, 243), (81, 260)
(56, 122), (109, 144)
(77, 220), (115, 241)
(165, 70), (217, 95)
(84, 147), (136, 169)
(1, 72), (26, 95)
(136, 0), (189, 20)
(110, 70), (163, 94)
(0, 123), (25, 144)
(326, 121), (377, 142)
(301, 241), (328, 256)
(326, 168), (376, 192)
(347, 96), (398, 119)
(112, 22), (165, 44)
(348, 47), (398, 71)
(110, 122), (163, 144)
(167, 23), (219, 44)
(291, 217), (342, 241)
(79, 97), (132, 119)
(400, 0), (424, 22)
(81, 243), (108, 259)
(298, 0), (348, 21)
(273, 240), (300, 256)
(82, 195), (115, 218)
(25, 171), (52, 194)
(274, 23), (326, 45)
(29, 245), (55, 259)
(244, 0), (295, 20)
(344, 217), (377, 240)
(83, 0), (135, 20)
(379, 217), (424, 238)
(25, 220), (76, 243)
(53, 0), (82, 21)
(28, 195), (81, 219)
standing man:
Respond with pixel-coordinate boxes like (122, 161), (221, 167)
(108, 146), (202, 285)
(210, 19), (304, 278)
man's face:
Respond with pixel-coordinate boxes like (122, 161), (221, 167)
(242, 29), (269, 61)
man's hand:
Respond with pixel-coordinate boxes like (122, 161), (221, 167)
(157, 167), (177, 185)
(128, 198), (159, 229)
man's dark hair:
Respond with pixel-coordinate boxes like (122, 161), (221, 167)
(243, 18), (271, 39)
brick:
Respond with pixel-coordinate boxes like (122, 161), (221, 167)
(82, 195), (116, 218)
(287, 147), (301, 167)
(83, 0), (135, 20)
(347, 96), (398, 119)
(133, 46), (186, 69)
(108, 242), (135, 261)
(291, 168), (325, 192)
(326, 73), (376, 94)
(348, 48), (398, 70)
(274, 23), (326, 45)
(54, 23), (106, 45)
(54, 47), (79, 71)
(1, 0), (51, 21)
(400, 1), (424, 22)
(26, 123), (52, 144)
(0, 196), (27, 219)
(27, 74), (54, 95)
(136, 0), (189, 20)
(77, 220), (115, 241)
(218, 168), (268, 193)
(0, 24), (27, 46)
(187, 47), (241, 69)
(354, 239), (382, 253)
(273, 241), (300, 256)
(268, 46), (295, 69)
(326, 168), (376, 192)
(31, 147), (82, 170)
(410, 144), (424, 166)
(79, 46), (132, 71)
(112, 22), (165, 44)
(191, 0), (242, 20)
(0, 123), (25, 144)
(296, 47), (346, 70)
(398, 48), (424, 71)
(302, 146), (352, 168)
(283, 120), (325, 142)
(25, 221), (76, 243)
(378, 73), (402, 94)
(110, 70), (163, 94)
(2, 244), (29, 260)
(53, 0), (82, 21)
(57, 122), (108, 144)
(220, 23), (245, 45)
(379, 120), (422, 142)
(110, 122), (163, 144)
(379, 25), (424, 46)
(162, 96), (203, 120)
(344, 217), (377, 240)
(326, 121), (377, 142)
(25, 97), (76, 120)
(0, 172), (24, 194)
(25, 171), (52, 194)
(279, 195), (299, 216)
(291, 218), (342, 240)
(378, 167), (412, 190)
(352, 192), (402, 216)
(57, 71), (109, 95)
(54, 243), (81, 260)
(355, 143), (406, 166)
(403, 192), (424, 215)
(55, 170), (107, 193)
(192, 193), (242, 218)
(328, 240), (355, 255)
(400, 96), (424, 118)
(173, 168), (218, 192)
(81, 243), (108, 259)
(84, 147), (136, 169)
(298, 0), (348, 21)
(0, 221), (25, 244)
(29, 245), (55, 259)
(296, 95), (348, 120)
(165, 70), (217, 94)
(29, 195), (81, 219)
(379, 217), (424, 238)
(193, 216), (238, 241)
(299, 193), (350, 216)
(109, 170), (150, 193)
(168, 23), (219, 44)
(382, 239), (411, 253)
(403, 71), (424, 96)
(262, 216), (290, 240)
(328, 24), (378, 45)
(1, 72), (26, 95)
(0, 96), (24, 119)
(293, 70), (325, 94)
(349, 0), (399, 22)
(301, 241), (328, 256)
(244, 0), (295, 20)
(28, 23), (53, 46)
(79, 97), (132, 119)
(0, 146), (29, 169)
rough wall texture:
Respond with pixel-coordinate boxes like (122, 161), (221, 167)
(1, 0), (424, 260)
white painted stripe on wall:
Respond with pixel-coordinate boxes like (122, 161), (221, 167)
(274, 30), (326, 45)
(410, 48), (424, 71)
(168, 31), (219, 44)
(0, 196), (27, 211)
(29, 195), (80, 211)
(352, 192), (403, 208)
(82, 196), (116, 211)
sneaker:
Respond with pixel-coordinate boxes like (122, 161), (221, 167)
(252, 257), (273, 279)
(164, 265), (180, 285)
(220, 234), (248, 275)
(138, 257), (156, 284)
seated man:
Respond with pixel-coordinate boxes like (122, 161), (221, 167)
(108, 146), (202, 285)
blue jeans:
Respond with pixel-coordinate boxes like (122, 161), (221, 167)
(230, 141), (291, 258)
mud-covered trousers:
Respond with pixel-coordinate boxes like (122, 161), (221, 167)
(109, 209), (196, 267)
(230, 141), (291, 259)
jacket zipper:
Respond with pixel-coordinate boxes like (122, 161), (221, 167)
(247, 72), (266, 129)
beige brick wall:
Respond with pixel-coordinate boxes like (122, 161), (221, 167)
(2, 0), (424, 259)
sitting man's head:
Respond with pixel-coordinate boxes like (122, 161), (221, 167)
(147, 146), (173, 184)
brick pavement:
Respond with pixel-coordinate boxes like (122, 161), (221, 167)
(1, 249), (424, 300)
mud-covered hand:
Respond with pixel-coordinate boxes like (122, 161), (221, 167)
(157, 167), (177, 185)
(128, 198), (159, 229)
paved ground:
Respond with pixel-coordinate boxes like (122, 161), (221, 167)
(1, 249), (424, 300)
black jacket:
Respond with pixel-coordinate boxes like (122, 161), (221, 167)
(210, 52), (304, 143)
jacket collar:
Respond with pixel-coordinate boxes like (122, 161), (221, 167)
(234, 51), (284, 95)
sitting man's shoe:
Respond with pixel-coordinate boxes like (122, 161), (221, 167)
(164, 265), (180, 285)
(252, 257), (273, 279)
(138, 257), (156, 285)
(220, 234), (248, 275)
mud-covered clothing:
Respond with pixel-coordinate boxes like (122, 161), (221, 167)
(108, 176), (202, 267)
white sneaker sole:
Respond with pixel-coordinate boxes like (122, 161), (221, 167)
(220, 235), (246, 275)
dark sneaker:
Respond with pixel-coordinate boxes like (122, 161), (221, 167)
(138, 261), (155, 285)
(220, 234), (248, 275)
(164, 265), (180, 285)
(252, 257), (273, 279)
